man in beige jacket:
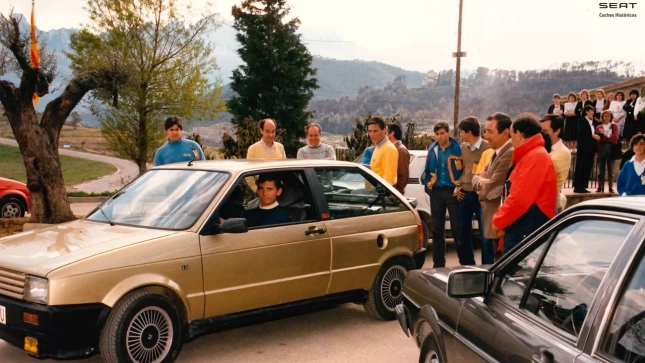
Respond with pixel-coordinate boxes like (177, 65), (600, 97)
(472, 113), (513, 263)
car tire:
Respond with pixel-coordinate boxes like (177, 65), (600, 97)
(364, 257), (414, 320)
(419, 334), (444, 363)
(99, 290), (183, 363)
(0, 197), (26, 218)
(421, 220), (430, 249)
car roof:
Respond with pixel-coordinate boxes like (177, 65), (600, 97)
(151, 159), (362, 172)
(571, 196), (645, 215)
(409, 150), (427, 156)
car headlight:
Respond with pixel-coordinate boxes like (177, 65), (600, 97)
(23, 276), (48, 304)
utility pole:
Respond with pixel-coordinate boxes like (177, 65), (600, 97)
(452, 0), (466, 138)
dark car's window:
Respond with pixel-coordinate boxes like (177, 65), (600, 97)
(496, 218), (633, 337)
(600, 245), (645, 362)
(314, 167), (407, 220)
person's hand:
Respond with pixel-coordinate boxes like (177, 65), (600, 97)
(592, 134), (601, 141)
(479, 170), (488, 178)
(454, 187), (465, 201)
(478, 178), (490, 188)
(493, 226), (505, 238)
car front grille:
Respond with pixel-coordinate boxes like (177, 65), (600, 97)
(0, 267), (25, 299)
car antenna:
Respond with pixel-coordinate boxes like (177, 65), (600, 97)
(187, 150), (199, 166)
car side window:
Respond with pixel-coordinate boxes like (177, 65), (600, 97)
(314, 167), (408, 220)
(217, 170), (317, 228)
(495, 218), (634, 337)
(600, 244), (645, 362)
(409, 155), (426, 180)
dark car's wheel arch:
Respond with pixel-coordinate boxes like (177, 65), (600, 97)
(417, 305), (449, 362)
(419, 332), (445, 363)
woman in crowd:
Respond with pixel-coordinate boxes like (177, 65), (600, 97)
(604, 92), (615, 111)
(610, 91), (626, 138)
(548, 94), (564, 116)
(593, 89), (606, 125)
(563, 92), (578, 149)
(596, 110), (619, 193)
(617, 134), (645, 196)
(623, 89), (640, 141)
(635, 87), (645, 133)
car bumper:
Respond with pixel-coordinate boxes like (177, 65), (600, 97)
(0, 294), (109, 359)
(413, 248), (426, 269)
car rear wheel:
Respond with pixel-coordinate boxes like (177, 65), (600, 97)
(0, 197), (26, 218)
(100, 290), (183, 363)
(364, 257), (414, 320)
(419, 335), (443, 363)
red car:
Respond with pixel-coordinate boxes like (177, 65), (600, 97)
(0, 177), (30, 218)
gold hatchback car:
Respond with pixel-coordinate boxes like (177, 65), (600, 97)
(0, 159), (426, 362)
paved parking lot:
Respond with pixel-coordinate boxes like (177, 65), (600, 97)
(0, 248), (461, 363)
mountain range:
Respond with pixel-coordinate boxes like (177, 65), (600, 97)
(4, 14), (429, 128)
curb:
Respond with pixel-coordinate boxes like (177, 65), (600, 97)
(68, 197), (110, 203)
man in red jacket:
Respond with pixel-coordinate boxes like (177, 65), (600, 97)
(492, 113), (557, 254)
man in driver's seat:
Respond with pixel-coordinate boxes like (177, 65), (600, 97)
(242, 173), (290, 227)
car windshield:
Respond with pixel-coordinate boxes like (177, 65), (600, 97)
(86, 169), (228, 230)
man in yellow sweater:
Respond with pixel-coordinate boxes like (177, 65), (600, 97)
(367, 116), (398, 185)
(246, 118), (287, 159)
(539, 114), (572, 212)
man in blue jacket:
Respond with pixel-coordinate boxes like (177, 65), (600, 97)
(423, 121), (463, 268)
(154, 116), (205, 166)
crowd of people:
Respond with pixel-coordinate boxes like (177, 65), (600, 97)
(549, 87), (645, 193)
(152, 109), (645, 266)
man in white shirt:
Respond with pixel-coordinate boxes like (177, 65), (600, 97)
(540, 114), (572, 211)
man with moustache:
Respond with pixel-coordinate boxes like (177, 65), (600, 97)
(472, 113), (513, 263)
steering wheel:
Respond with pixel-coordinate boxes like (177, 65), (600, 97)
(559, 269), (607, 335)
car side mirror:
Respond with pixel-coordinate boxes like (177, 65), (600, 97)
(218, 218), (248, 234)
(446, 268), (491, 298)
(407, 198), (418, 208)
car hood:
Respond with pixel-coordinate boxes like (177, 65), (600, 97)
(0, 219), (178, 277)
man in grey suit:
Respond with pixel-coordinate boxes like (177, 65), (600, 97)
(472, 113), (514, 263)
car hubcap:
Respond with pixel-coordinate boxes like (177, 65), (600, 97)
(126, 307), (173, 363)
(2, 202), (21, 218)
(380, 265), (407, 310)
(424, 350), (439, 363)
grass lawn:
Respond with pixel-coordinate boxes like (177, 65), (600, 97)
(0, 144), (117, 186)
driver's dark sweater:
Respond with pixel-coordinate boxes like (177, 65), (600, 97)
(242, 206), (289, 227)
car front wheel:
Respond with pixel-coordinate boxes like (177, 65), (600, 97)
(100, 290), (183, 363)
(0, 197), (26, 218)
(419, 335), (444, 363)
(364, 257), (413, 320)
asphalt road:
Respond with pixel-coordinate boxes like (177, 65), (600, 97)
(0, 251), (461, 363)
(0, 137), (138, 193)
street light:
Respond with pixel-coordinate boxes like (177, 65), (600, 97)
(452, 0), (466, 138)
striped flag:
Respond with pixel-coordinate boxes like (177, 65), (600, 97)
(30, 0), (40, 104)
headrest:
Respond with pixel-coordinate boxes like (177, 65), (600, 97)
(278, 182), (304, 207)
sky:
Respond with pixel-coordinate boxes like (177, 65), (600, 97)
(1, 0), (643, 74)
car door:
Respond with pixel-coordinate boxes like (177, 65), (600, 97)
(312, 166), (417, 295)
(575, 220), (645, 363)
(454, 214), (637, 363)
(199, 169), (331, 318)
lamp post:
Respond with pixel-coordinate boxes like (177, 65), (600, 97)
(452, 0), (466, 138)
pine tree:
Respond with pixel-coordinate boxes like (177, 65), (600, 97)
(226, 0), (318, 158)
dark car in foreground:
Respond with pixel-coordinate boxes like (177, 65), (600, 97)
(397, 197), (645, 363)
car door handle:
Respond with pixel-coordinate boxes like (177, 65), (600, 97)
(531, 350), (554, 363)
(305, 228), (327, 235)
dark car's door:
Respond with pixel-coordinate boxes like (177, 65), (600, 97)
(454, 214), (638, 363)
(575, 223), (645, 363)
